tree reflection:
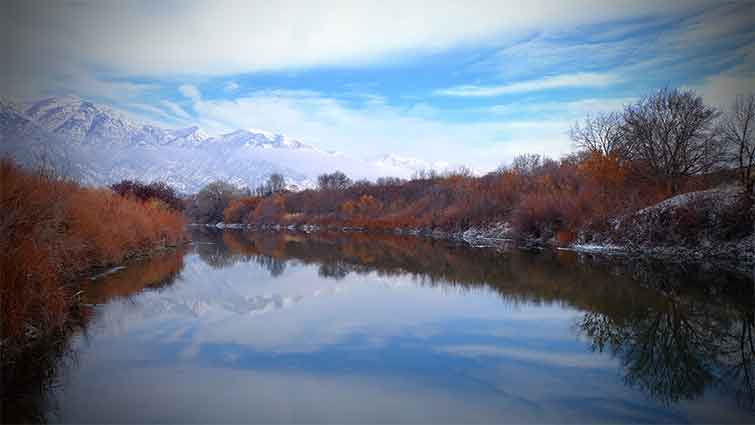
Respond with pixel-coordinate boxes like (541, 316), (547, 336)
(202, 228), (755, 410)
(577, 261), (754, 409)
(2, 248), (186, 424)
(318, 261), (350, 280)
(255, 255), (287, 277)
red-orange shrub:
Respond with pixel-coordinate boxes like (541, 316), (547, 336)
(224, 196), (261, 223)
(1, 159), (186, 354)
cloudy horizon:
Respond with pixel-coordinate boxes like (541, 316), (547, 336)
(2, 0), (753, 171)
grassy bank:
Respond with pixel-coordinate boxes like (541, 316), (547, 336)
(0, 159), (187, 362)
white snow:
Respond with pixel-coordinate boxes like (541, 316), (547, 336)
(1, 96), (434, 193)
(561, 244), (625, 254)
(637, 185), (741, 216)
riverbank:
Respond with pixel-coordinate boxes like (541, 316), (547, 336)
(234, 185), (753, 273)
(199, 215), (754, 275)
(1, 159), (188, 368)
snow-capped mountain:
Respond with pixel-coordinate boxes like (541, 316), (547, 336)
(0, 96), (418, 193)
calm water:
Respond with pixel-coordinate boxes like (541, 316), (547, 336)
(5, 229), (755, 423)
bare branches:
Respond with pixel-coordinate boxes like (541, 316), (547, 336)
(579, 88), (725, 194)
(317, 171), (352, 191)
(722, 94), (755, 197)
(626, 89), (722, 188)
(570, 112), (632, 160)
(254, 173), (287, 196)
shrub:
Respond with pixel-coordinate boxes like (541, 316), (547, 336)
(110, 179), (183, 211)
(1, 159), (186, 357)
(224, 197), (261, 223)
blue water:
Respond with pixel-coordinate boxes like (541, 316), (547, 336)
(28, 230), (755, 423)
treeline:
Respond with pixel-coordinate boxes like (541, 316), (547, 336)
(190, 88), (753, 245)
(1, 159), (187, 361)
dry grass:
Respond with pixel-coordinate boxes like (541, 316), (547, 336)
(0, 159), (186, 353)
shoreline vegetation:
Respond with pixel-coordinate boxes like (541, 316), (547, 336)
(0, 159), (188, 368)
(198, 214), (754, 274)
(2, 247), (187, 424)
(185, 89), (754, 271)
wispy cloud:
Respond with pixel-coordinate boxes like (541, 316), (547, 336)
(436, 344), (616, 369)
(183, 89), (577, 169)
(435, 73), (620, 97)
(3, 1), (711, 77)
(489, 97), (635, 116)
(2, 0), (749, 170)
(179, 84), (201, 102)
(224, 81), (240, 92)
(159, 100), (192, 120)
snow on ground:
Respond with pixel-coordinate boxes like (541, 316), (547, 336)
(560, 244), (625, 254)
(636, 184), (742, 216)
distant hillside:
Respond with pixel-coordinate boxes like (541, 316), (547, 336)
(0, 96), (434, 193)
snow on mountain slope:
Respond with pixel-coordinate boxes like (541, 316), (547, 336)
(0, 96), (415, 193)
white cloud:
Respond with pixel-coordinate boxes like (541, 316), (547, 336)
(3, 1), (711, 77)
(436, 344), (616, 369)
(185, 90), (578, 170)
(695, 68), (755, 111)
(106, 104), (183, 129)
(489, 97), (635, 116)
(435, 72), (620, 97)
(224, 81), (240, 92)
(179, 84), (201, 102)
(159, 100), (192, 120)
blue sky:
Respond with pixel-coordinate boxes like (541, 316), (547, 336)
(2, 1), (754, 170)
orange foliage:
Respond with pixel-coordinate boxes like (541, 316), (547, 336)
(224, 196), (261, 223)
(220, 150), (721, 242)
(1, 159), (186, 351)
(254, 194), (286, 223)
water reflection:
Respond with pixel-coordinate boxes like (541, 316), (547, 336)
(579, 280), (755, 409)
(3, 229), (754, 423)
(215, 230), (755, 414)
(1, 248), (186, 424)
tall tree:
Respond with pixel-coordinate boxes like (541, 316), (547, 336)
(194, 181), (244, 223)
(622, 88), (723, 194)
(570, 112), (633, 160)
(722, 94), (755, 199)
(317, 171), (352, 191)
(268, 173), (286, 193)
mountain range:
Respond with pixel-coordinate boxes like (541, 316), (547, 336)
(0, 96), (457, 193)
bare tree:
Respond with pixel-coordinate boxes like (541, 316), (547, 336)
(268, 173), (286, 193)
(570, 112), (633, 159)
(376, 176), (405, 186)
(317, 171), (352, 191)
(722, 94), (755, 198)
(194, 181), (245, 223)
(623, 88), (723, 194)
(511, 153), (542, 176)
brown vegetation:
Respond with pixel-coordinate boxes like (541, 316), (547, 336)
(216, 88), (751, 247)
(0, 159), (186, 358)
(110, 179), (185, 211)
(222, 151), (672, 243)
(2, 246), (186, 424)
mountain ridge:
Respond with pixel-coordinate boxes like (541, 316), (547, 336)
(0, 96), (455, 193)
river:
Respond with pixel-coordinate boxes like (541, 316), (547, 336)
(4, 228), (755, 423)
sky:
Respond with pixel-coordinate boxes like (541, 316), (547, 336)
(1, 1), (754, 170)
